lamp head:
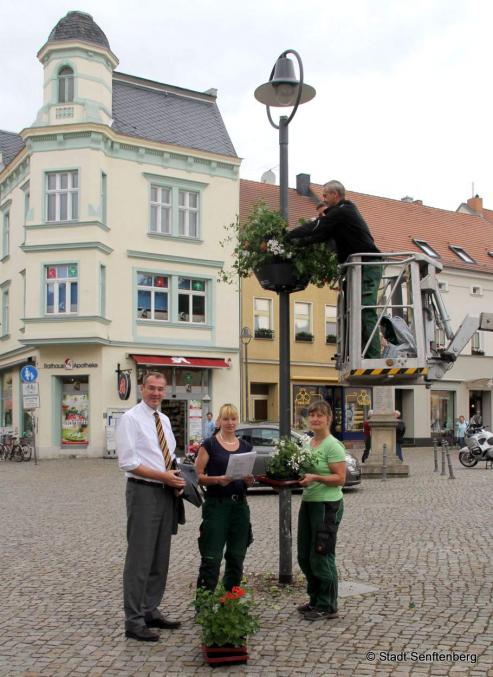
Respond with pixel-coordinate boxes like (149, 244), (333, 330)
(255, 54), (315, 107)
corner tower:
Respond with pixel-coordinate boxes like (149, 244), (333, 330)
(34, 11), (118, 127)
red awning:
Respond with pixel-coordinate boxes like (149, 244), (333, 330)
(130, 354), (230, 369)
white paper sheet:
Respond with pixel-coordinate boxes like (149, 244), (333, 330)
(225, 451), (257, 479)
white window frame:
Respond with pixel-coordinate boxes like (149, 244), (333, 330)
(150, 185), (172, 234)
(294, 301), (313, 337)
(253, 297), (273, 332)
(2, 210), (9, 258)
(450, 245), (476, 264)
(178, 189), (200, 238)
(137, 272), (169, 321)
(325, 304), (337, 342)
(58, 66), (74, 103)
(413, 239), (439, 258)
(438, 281), (448, 293)
(178, 277), (207, 324)
(46, 171), (79, 222)
(1, 289), (9, 336)
(470, 285), (483, 297)
(471, 332), (482, 353)
(45, 264), (79, 315)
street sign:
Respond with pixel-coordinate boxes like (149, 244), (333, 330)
(20, 365), (38, 383)
(23, 395), (40, 409)
(22, 382), (39, 396)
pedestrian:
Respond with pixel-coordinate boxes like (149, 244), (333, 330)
(362, 410), (373, 463)
(456, 415), (467, 448)
(395, 410), (405, 462)
(297, 400), (346, 621)
(195, 403), (255, 592)
(116, 371), (186, 642)
(285, 180), (382, 358)
(203, 411), (215, 439)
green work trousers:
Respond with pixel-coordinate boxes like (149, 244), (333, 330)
(362, 264), (382, 359)
(197, 497), (251, 591)
(297, 499), (344, 613)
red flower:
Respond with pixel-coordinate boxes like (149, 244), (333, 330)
(231, 586), (246, 598)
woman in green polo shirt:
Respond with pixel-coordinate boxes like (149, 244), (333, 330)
(297, 400), (347, 621)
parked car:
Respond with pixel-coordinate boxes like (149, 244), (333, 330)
(235, 423), (361, 488)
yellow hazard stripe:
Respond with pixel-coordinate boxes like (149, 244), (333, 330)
(349, 367), (428, 377)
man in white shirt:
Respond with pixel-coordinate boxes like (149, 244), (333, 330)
(116, 371), (185, 642)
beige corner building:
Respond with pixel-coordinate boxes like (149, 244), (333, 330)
(0, 12), (240, 458)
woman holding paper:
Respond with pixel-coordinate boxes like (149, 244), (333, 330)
(195, 403), (255, 591)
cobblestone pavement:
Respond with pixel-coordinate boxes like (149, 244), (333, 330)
(1, 448), (492, 676)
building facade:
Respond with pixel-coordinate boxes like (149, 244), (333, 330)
(0, 12), (241, 458)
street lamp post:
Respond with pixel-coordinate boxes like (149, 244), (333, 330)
(240, 326), (252, 421)
(255, 50), (315, 584)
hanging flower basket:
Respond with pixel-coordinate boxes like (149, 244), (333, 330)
(254, 261), (309, 293)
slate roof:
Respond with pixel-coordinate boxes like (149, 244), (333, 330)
(240, 178), (493, 274)
(47, 11), (110, 50)
(0, 130), (25, 168)
(112, 75), (237, 158)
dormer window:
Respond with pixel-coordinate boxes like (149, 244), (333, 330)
(413, 239), (439, 258)
(449, 245), (476, 264)
(58, 66), (74, 103)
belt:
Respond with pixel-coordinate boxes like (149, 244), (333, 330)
(206, 494), (246, 503)
(127, 477), (164, 488)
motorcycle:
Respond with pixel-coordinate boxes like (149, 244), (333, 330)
(458, 424), (493, 467)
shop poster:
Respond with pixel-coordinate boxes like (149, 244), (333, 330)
(62, 393), (89, 445)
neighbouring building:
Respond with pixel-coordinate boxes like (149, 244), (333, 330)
(0, 11), (241, 458)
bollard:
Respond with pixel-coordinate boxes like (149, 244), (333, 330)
(433, 439), (438, 473)
(382, 442), (388, 481)
(440, 443), (446, 476)
(444, 442), (456, 480)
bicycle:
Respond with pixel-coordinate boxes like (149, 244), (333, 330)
(0, 434), (32, 462)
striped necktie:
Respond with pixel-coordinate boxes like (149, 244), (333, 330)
(154, 412), (173, 470)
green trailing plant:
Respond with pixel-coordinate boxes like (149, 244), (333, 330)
(254, 327), (274, 339)
(326, 334), (337, 344)
(295, 331), (314, 342)
(195, 585), (260, 647)
(266, 437), (312, 480)
(219, 202), (338, 287)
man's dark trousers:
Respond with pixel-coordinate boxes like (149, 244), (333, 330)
(361, 264), (382, 359)
(123, 481), (174, 630)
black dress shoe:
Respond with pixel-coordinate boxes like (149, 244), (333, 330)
(125, 626), (159, 641)
(145, 615), (181, 629)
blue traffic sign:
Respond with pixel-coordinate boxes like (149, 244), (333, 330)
(20, 365), (38, 383)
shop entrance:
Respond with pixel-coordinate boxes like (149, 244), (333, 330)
(61, 376), (89, 446)
(469, 390), (483, 424)
(162, 399), (186, 457)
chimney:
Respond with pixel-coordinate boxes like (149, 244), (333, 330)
(413, 199), (423, 206)
(467, 194), (483, 213)
(296, 173), (311, 196)
(401, 196), (413, 203)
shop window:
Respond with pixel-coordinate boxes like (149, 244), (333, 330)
(178, 277), (206, 323)
(344, 388), (371, 433)
(0, 374), (12, 427)
(137, 272), (169, 320)
(254, 298), (273, 337)
(61, 376), (89, 446)
(46, 170), (79, 222)
(58, 66), (74, 103)
(45, 264), (78, 314)
(430, 390), (454, 440)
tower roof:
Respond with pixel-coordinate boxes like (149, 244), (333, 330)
(47, 11), (111, 50)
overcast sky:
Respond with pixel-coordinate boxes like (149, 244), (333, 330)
(1, 0), (492, 210)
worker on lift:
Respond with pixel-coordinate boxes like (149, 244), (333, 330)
(285, 180), (382, 358)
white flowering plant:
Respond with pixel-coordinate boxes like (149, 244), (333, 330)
(218, 202), (337, 286)
(265, 437), (313, 480)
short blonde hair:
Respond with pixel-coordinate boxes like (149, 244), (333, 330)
(217, 403), (239, 420)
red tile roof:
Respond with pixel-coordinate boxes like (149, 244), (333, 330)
(239, 178), (493, 274)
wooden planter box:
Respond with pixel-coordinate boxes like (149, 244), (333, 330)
(202, 644), (248, 666)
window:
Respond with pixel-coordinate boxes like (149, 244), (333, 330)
(430, 390), (454, 438)
(1, 374), (13, 426)
(58, 66), (74, 103)
(1, 289), (9, 336)
(100, 265), (106, 318)
(438, 281), (448, 292)
(254, 298), (272, 335)
(178, 190), (199, 237)
(137, 272), (169, 320)
(101, 172), (107, 225)
(449, 245), (476, 264)
(178, 277), (206, 323)
(294, 302), (312, 337)
(150, 185), (171, 234)
(45, 264), (78, 314)
(471, 285), (482, 297)
(2, 211), (9, 258)
(22, 181), (30, 224)
(413, 239), (439, 258)
(46, 171), (79, 222)
(325, 305), (337, 343)
(471, 332), (483, 355)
